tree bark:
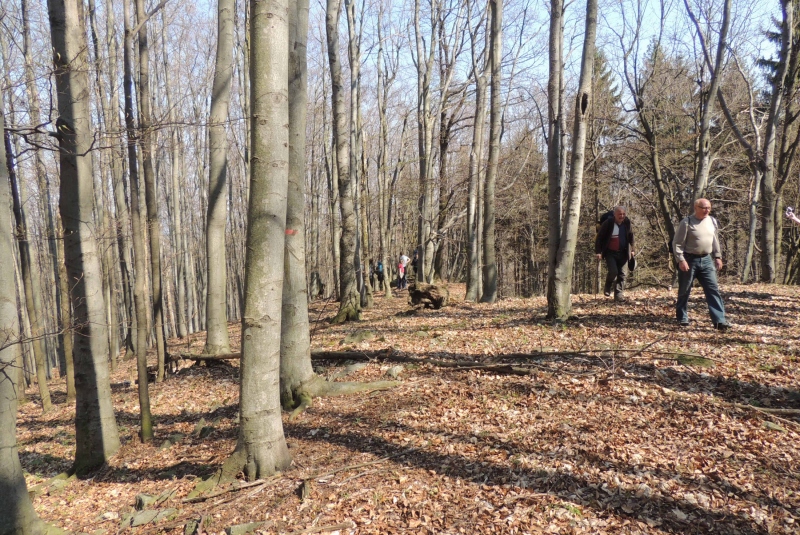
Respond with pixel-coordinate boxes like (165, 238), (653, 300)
(545, 0), (565, 317)
(48, 0), (121, 473)
(0, 94), (47, 535)
(281, 0), (316, 409)
(548, 0), (598, 320)
(466, 5), (488, 301)
(4, 119), (52, 413)
(204, 0), (235, 354)
(237, 0), (292, 479)
(414, 0), (438, 284)
(123, 0), (154, 443)
(480, 0), (502, 303)
(327, 0), (360, 323)
(134, 0), (167, 380)
(683, 0), (729, 201)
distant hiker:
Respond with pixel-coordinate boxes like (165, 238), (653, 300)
(412, 249), (419, 277)
(397, 261), (407, 290)
(672, 198), (729, 331)
(594, 205), (634, 302)
(375, 260), (385, 290)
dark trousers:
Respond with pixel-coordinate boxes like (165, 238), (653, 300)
(676, 254), (726, 325)
(604, 250), (628, 297)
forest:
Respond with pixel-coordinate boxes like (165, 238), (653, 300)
(1, 0), (799, 533)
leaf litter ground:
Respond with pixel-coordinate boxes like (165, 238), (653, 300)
(18, 284), (800, 534)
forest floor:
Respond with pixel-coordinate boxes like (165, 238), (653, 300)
(17, 283), (800, 534)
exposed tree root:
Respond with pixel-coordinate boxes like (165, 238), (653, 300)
(185, 448), (246, 500)
(329, 306), (361, 324)
(287, 374), (399, 420)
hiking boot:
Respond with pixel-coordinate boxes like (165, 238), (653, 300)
(603, 290), (611, 297)
(715, 322), (730, 332)
(678, 320), (689, 327)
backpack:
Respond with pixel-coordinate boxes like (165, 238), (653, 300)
(595, 209), (615, 235)
(376, 261), (383, 273)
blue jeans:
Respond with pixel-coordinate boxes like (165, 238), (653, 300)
(676, 254), (726, 325)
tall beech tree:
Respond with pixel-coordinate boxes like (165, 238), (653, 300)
(204, 0), (236, 355)
(0, 96), (49, 535)
(547, 0), (598, 319)
(235, 0), (292, 478)
(480, 0), (502, 303)
(327, 0), (360, 323)
(48, 0), (120, 473)
(123, 0), (153, 443)
(134, 0), (168, 380)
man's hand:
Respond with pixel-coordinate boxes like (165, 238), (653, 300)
(678, 260), (689, 272)
(595, 254), (602, 260)
(715, 258), (723, 271)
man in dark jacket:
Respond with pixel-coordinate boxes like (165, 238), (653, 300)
(595, 206), (635, 301)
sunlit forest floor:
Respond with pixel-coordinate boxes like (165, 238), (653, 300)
(18, 283), (800, 534)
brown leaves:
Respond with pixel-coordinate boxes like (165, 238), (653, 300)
(15, 284), (800, 533)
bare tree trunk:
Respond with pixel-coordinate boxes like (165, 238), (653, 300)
(684, 0), (729, 201)
(545, 0), (565, 318)
(327, 0), (360, 323)
(160, 12), (188, 339)
(0, 93), (46, 535)
(281, 0), (315, 408)
(134, 0), (167, 380)
(466, 5), (488, 301)
(48, 0), (121, 473)
(203, 0), (235, 354)
(22, 0), (64, 377)
(414, 0), (438, 284)
(480, 0), (502, 303)
(548, 0), (597, 320)
(124, 0), (154, 443)
(4, 122), (52, 413)
(237, 0), (292, 478)
(376, 6), (396, 297)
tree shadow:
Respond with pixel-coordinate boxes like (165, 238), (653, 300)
(285, 419), (775, 535)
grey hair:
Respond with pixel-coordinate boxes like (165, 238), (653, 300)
(613, 205), (626, 213)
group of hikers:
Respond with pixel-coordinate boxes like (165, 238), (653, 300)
(595, 198), (730, 331)
(365, 197), (745, 331)
(367, 250), (419, 291)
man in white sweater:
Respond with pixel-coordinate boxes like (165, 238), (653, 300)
(672, 198), (729, 331)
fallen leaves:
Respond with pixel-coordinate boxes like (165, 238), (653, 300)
(15, 283), (800, 534)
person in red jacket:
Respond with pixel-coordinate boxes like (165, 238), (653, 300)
(595, 206), (635, 302)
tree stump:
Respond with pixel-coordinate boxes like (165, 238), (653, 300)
(408, 282), (449, 309)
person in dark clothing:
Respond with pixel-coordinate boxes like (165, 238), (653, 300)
(594, 206), (635, 302)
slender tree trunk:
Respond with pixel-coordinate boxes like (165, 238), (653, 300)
(545, 0), (564, 317)
(23, 0), (64, 377)
(684, 0), (729, 201)
(548, 0), (597, 320)
(134, 0), (167, 380)
(123, 0), (153, 443)
(759, 0), (792, 282)
(414, 0), (438, 284)
(466, 12), (487, 301)
(4, 123), (52, 413)
(160, 12), (188, 339)
(327, 0), (360, 322)
(204, 0), (235, 354)
(480, 0), (502, 303)
(0, 94), (47, 535)
(48, 0), (121, 473)
(281, 0), (316, 408)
